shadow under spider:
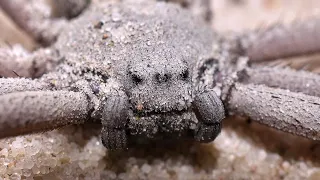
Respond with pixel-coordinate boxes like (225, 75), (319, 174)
(106, 139), (220, 174)
(56, 115), (320, 175)
(56, 123), (220, 174)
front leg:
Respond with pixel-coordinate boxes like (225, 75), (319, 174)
(100, 92), (130, 150)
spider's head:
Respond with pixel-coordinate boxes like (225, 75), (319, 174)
(121, 55), (224, 143)
(126, 58), (193, 114)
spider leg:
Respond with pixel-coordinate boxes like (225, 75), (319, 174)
(0, 0), (90, 45)
(0, 46), (61, 78)
(0, 78), (52, 95)
(226, 83), (320, 141)
(239, 67), (320, 97)
(243, 17), (320, 62)
(0, 90), (91, 139)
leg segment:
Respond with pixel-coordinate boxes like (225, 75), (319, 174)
(0, 46), (61, 78)
(243, 17), (320, 62)
(239, 67), (320, 97)
(0, 0), (66, 45)
(0, 90), (91, 139)
(99, 93), (130, 150)
(227, 83), (320, 140)
(0, 78), (52, 95)
(0, 0), (89, 46)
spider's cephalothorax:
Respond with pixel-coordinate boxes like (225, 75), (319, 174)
(39, 1), (225, 149)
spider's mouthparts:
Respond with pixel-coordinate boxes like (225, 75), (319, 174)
(189, 90), (225, 143)
(131, 107), (190, 118)
(191, 90), (225, 125)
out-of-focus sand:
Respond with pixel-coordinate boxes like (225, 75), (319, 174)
(0, 9), (37, 50)
(214, 0), (320, 32)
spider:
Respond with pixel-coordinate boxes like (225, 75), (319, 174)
(0, 0), (319, 152)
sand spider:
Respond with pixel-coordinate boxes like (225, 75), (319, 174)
(0, 0), (319, 151)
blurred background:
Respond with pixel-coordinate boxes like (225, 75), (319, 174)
(2, 0), (320, 49)
(213, 0), (320, 32)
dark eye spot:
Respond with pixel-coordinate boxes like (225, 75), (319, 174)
(155, 73), (171, 83)
(131, 73), (143, 84)
(180, 68), (189, 80)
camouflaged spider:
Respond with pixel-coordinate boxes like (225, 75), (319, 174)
(0, 0), (320, 150)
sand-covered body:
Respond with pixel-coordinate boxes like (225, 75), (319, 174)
(45, 1), (223, 144)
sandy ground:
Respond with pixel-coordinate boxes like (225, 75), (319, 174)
(1, 0), (320, 180)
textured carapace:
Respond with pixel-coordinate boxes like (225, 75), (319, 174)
(41, 1), (226, 149)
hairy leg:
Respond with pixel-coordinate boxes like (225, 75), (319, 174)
(239, 67), (320, 97)
(0, 46), (61, 78)
(0, 0), (90, 45)
(0, 0), (65, 45)
(227, 83), (320, 141)
(0, 90), (91, 139)
(242, 17), (320, 62)
(0, 78), (52, 95)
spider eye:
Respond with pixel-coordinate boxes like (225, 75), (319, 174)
(155, 73), (171, 83)
(180, 68), (189, 80)
(131, 73), (143, 84)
